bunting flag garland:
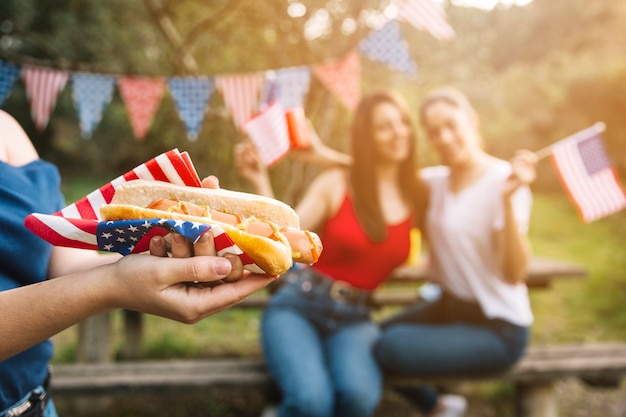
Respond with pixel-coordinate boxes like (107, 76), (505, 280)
(22, 66), (70, 131)
(215, 72), (263, 132)
(71, 72), (116, 138)
(549, 127), (626, 222)
(359, 20), (417, 76)
(0, 60), (21, 107)
(272, 66), (312, 110)
(244, 102), (291, 167)
(24, 148), (264, 273)
(258, 71), (279, 111)
(168, 76), (215, 141)
(0, 6), (457, 140)
(397, 0), (456, 41)
(313, 50), (361, 111)
(118, 76), (166, 141)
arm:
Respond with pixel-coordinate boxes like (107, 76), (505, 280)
(234, 141), (275, 197)
(0, 233), (275, 360)
(289, 120), (353, 168)
(496, 150), (538, 285)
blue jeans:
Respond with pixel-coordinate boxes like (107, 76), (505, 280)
(261, 270), (382, 417)
(374, 291), (530, 412)
(0, 386), (57, 417)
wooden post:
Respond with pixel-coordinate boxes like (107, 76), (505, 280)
(122, 310), (144, 359)
(77, 313), (112, 363)
(515, 381), (558, 417)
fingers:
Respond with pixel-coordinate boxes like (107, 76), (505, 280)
(193, 233), (245, 282)
(162, 231), (246, 284)
(192, 232), (217, 256)
(171, 233), (194, 258)
(181, 274), (277, 321)
(201, 175), (220, 189)
(149, 236), (169, 257)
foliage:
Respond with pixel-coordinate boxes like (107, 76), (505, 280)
(1, 0), (625, 192)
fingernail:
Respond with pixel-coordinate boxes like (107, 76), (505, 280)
(197, 232), (210, 243)
(152, 236), (164, 246)
(173, 234), (185, 244)
(215, 258), (232, 276)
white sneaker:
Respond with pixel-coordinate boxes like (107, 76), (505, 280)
(433, 394), (467, 417)
(260, 405), (278, 417)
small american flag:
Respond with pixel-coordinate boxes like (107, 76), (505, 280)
(24, 149), (264, 273)
(244, 102), (290, 167)
(550, 127), (626, 223)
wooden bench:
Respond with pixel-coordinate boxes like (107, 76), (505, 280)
(51, 343), (626, 417)
(65, 256), (594, 416)
(107, 255), (588, 360)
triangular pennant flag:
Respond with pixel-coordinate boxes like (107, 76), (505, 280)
(71, 72), (116, 138)
(359, 20), (417, 76)
(258, 71), (279, 111)
(22, 66), (70, 131)
(118, 76), (166, 141)
(273, 66), (312, 110)
(215, 72), (263, 132)
(397, 0), (456, 41)
(313, 50), (361, 111)
(244, 102), (290, 167)
(0, 60), (21, 107)
(167, 76), (214, 141)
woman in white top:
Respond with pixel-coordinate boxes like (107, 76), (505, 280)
(373, 86), (538, 417)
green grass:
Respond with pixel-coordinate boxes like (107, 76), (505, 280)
(50, 190), (626, 363)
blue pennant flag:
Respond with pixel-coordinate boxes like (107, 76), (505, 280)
(0, 60), (21, 107)
(273, 66), (311, 110)
(71, 72), (116, 138)
(168, 76), (214, 141)
(359, 20), (417, 76)
(258, 70), (279, 111)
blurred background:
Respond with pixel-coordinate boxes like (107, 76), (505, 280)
(2, 1), (625, 415)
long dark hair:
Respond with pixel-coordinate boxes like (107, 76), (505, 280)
(349, 90), (422, 242)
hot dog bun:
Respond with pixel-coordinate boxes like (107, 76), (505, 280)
(99, 180), (322, 276)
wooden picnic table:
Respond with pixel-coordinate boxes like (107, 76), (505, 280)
(76, 255), (588, 362)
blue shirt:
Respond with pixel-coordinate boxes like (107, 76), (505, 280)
(0, 159), (65, 409)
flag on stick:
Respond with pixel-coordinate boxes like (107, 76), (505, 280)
(542, 122), (626, 223)
(244, 102), (290, 167)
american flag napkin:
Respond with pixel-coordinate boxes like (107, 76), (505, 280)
(24, 149), (263, 273)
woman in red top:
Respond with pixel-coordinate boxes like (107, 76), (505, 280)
(235, 90), (422, 417)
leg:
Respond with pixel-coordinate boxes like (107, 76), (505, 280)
(375, 322), (516, 375)
(375, 322), (516, 413)
(261, 305), (333, 417)
(326, 321), (383, 417)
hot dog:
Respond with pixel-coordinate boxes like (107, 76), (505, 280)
(99, 179), (322, 276)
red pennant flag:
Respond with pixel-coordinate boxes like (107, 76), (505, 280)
(397, 0), (456, 41)
(118, 76), (166, 141)
(215, 73), (263, 131)
(244, 102), (290, 167)
(22, 66), (69, 131)
(313, 51), (361, 111)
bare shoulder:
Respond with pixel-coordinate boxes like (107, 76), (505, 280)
(0, 110), (39, 165)
(311, 167), (347, 188)
(296, 167), (347, 230)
